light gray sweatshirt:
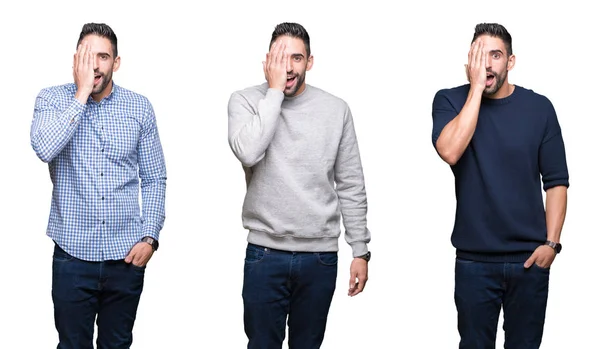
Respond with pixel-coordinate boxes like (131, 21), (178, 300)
(228, 83), (370, 257)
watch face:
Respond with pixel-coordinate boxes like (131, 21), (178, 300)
(555, 243), (562, 253)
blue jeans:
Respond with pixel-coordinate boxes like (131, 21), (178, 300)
(455, 258), (550, 349)
(242, 243), (338, 349)
(52, 243), (145, 349)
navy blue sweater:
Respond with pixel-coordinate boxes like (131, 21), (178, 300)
(432, 84), (569, 262)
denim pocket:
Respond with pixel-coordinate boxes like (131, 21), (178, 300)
(245, 246), (266, 264)
(53, 245), (74, 262)
(316, 252), (338, 266)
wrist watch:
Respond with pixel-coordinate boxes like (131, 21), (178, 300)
(141, 236), (159, 251)
(356, 251), (371, 262)
(544, 240), (561, 254)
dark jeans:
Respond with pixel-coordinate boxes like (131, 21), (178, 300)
(52, 243), (145, 349)
(242, 243), (338, 349)
(455, 258), (550, 349)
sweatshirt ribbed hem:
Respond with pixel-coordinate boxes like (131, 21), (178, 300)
(248, 230), (339, 253)
(456, 250), (533, 263)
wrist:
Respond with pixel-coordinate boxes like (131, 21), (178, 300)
(75, 89), (91, 104)
(141, 236), (159, 251)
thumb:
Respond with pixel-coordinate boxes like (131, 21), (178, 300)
(524, 254), (535, 268)
(349, 271), (357, 290)
(125, 252), (133, 263)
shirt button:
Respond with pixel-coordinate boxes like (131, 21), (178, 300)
(101, 197), (104, 200)
(102, 220), (105, 224)
(101, 149), (104, 152)
(100, 173), (104, 176)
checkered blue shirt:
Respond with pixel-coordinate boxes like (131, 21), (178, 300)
(30, 83), (167, 262)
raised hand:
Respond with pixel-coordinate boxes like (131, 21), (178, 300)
(465, 39), (488, 93)
(73, 42), (95, 103)
(262, 40), (288, 92)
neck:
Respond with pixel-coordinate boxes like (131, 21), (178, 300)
(485, 82), (515, 99)
(92, 80), (113, 102)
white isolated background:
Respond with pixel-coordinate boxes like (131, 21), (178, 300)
(0, 0), (597, 348)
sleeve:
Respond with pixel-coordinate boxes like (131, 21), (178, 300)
(30, 88), (86, 163)
(227, 89), (284, 167)
(138, 100), (167, 239)
(539, 100), (569, 191)
(431, 90), (459, 150)
(334, 105), (371, 257)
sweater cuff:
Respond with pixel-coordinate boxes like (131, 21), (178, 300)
(350, 242), (368, 258)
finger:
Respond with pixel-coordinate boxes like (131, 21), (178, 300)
(77, 42), (85, 71)
(474, 41), (482, 70)
(481, 45), (487, 69)
(274, 41), (284, 66)
(125, 251), (133, 263)
(78, 42), (87, 68)
(524, 255), (535, 268)
(356, 274), (367, 293)
(87, 46), (94, 70)
(280, 44), (287, 66)
(468, 41), (475, 67)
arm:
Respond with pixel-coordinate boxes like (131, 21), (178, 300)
(335, 106), (371, 258)
(30, 90), (86, 163)
(434, 88), (483, 165)
(539, 102), (569, 243)
(545, 186), (567, 243)
(335, 106), (371, 297)
(433, 39), (487, 165)
(30, 42), (95, 163)
(228, 40), (289, 167)
(138, 101), (167, 241)
(227, 90), (284, 167)
(524, 102), (569, 268)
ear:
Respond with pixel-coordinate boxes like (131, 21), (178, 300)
(507, 54), (515, 72)
(306, 55), (314, 72)
(112, 56), (121, 73)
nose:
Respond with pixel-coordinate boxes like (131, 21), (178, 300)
(93, 54), (99, 70)
(286, 57), (292, 73)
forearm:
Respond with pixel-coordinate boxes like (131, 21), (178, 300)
(545, 185), (567, 242)
(31, 97), (85, 163)
(228, 89), (284, 167)
(436, 87), (483, 165)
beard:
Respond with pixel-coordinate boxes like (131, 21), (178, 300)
(483, 68), (507, 96)
(284, 71), (306, 97)
(91, 70), (113, 96)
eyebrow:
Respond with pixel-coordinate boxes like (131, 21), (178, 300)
(290, 53), (305, 59)
(489, 49), (504, 55)
(96, 51), (111, 57)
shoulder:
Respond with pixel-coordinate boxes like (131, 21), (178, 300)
(229, 83), (270, 104)
(514, 85), (553, 107)
(37, 83), (77, 100)
(305, 85), (349, 110)
(434, 84), (470, 101)
(433, 84), (470, 111)
(113, 84), (152, 108)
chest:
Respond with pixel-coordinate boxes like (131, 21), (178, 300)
(70, 103), (142, 161)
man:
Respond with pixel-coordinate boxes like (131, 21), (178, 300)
(228, 22), (371, 349)
(431, 23), (569, 348)
(30, 23), (166, 349)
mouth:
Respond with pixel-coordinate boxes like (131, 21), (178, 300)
(285, 75), (297, 88)
(94, 74), (102, 85)
(485, 72), (495, 87)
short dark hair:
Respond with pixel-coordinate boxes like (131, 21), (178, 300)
(269, 22), (311, 57)
(472, 23), (512, 56)
(77, 23), (118, 57)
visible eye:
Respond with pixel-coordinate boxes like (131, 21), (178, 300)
(100, 54), (109, 60)
(293, 56), (302, 62)
(492, 53), (501, 59)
